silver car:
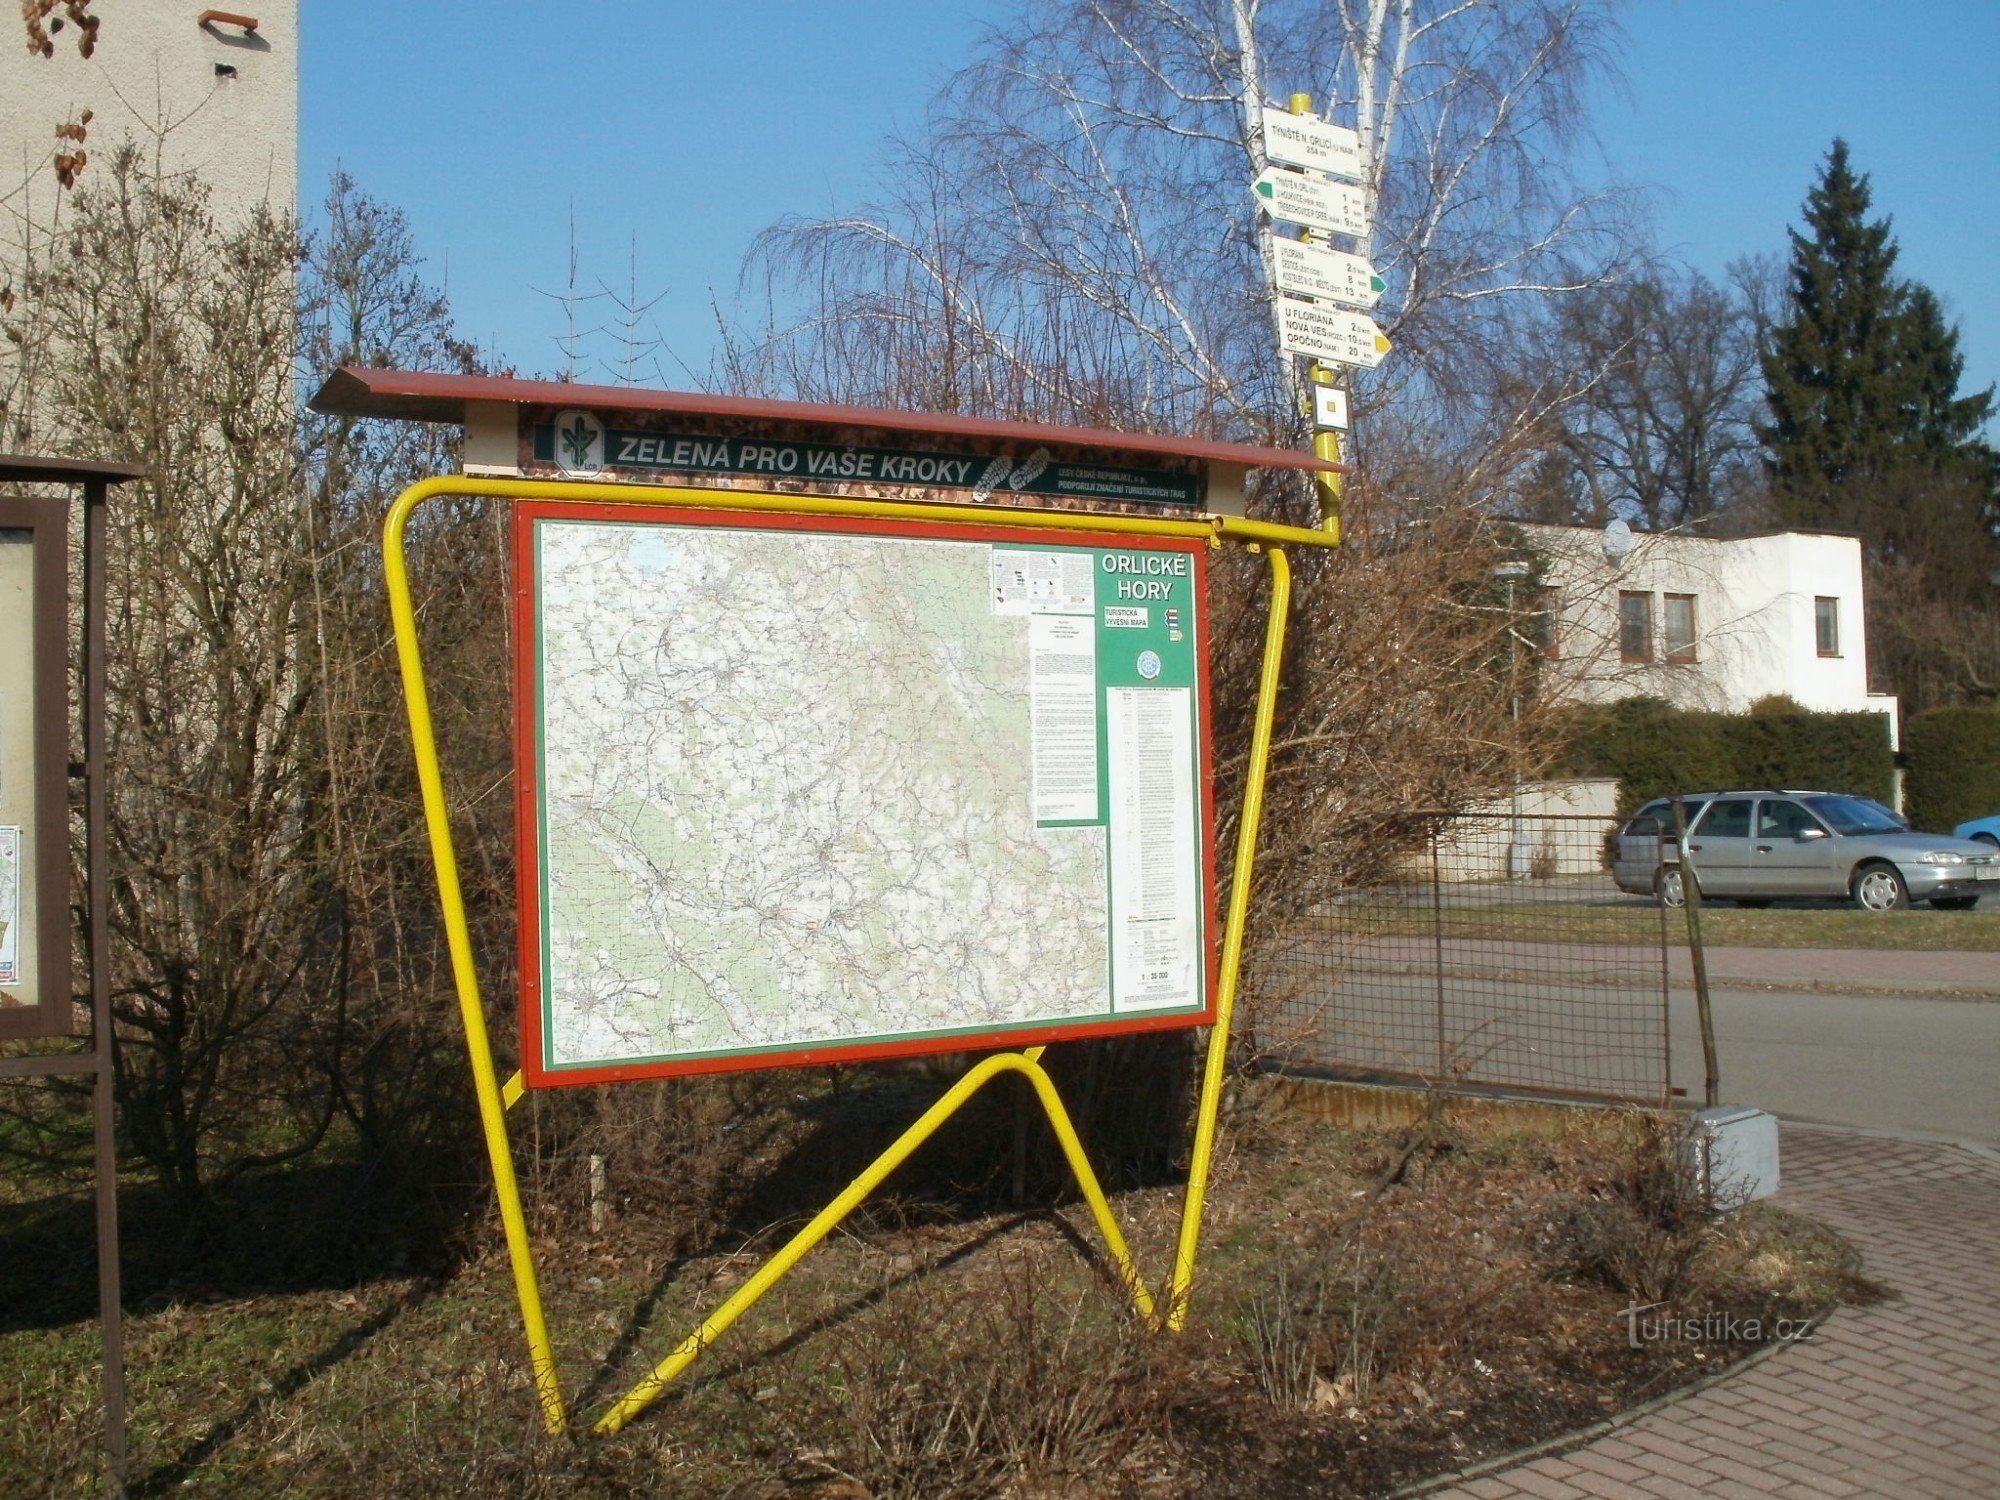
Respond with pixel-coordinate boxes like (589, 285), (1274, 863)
(1612, 791), (2000, 911)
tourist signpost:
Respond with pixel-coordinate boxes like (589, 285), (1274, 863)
(1251, 95), (1389, 533)
(1271, 238), (1385, 309)
(1251, 168), (1370, 239)
(1259, 106), (1362, 179)
(1275, 296), (1391, 369)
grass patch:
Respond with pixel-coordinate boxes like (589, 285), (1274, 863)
(0, 1084), (1866, 1497)
(1323, 901), (2000, 951)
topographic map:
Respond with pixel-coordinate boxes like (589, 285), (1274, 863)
(533, 521), (1114, 1071)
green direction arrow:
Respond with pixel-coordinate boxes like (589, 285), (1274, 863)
(1270, 238), (1387, 309)
(1252, 170), (1370, 239)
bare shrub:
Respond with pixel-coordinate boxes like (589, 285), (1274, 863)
(780, 1254), (1172, 1499)
(516, 1072), (802, 1249)
(1, 151), (328, 1208)
(1239, 1102), (1554, 1412)
(1244, 1259), (1322, 1410)
(1538, 1114), (1710, 1305)
(1245, 1240), (1416, 1410)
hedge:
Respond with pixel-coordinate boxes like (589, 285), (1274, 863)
(1904, 707), (2000, 834)
(1551, 698), (1895, 816)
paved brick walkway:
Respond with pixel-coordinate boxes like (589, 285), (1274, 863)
(1429, 1124), (2000, 1499)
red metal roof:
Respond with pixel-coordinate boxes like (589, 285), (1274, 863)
(307, 367), (1344, 474)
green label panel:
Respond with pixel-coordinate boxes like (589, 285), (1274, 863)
(531, 422), (1204, 507)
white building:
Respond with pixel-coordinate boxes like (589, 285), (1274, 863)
(1521, 523), (1900, 745)
(2, 3), (296, 233)
(1426, 523), (1905, 878)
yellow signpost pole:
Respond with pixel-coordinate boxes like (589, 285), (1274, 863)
(383, 481), (568, 1433)
(384, 474), (1334, 1435)
(1310, 364), (1345, 537)
(1166, 542), (1291, 1329)
(595, 1045), (1151, 1435)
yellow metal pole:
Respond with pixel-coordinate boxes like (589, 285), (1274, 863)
(595, 1048), (1155, 1434)
(381, 472), (1340, 1436)
(1014, 1051), (1158, 1324)
(1309, 363), (1345, 540)
(1166, 544), (1293, 1330)
(384, 479), (568, 1434)
(385, 473), (1337, 551)
(1215, 514), (1339, 550)
(387, 473), (1222, 542)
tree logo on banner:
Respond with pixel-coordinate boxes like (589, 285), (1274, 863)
(553, 410), (605, 478)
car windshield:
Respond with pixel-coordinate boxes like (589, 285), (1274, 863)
(1802, 795), (1904, 836)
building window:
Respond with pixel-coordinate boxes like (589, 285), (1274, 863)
(1815, 596), (1840, 657)
(1618, 590), (1653, 662)
(1662, 593), (1697, 663)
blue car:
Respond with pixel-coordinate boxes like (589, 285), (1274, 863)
(1955, 813), (2000, 850)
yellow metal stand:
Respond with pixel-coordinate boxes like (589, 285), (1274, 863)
(383, 475), (1331, 1435)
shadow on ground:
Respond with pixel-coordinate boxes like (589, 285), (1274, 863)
(0, 1155), (479, 1333)
(0, 1032), (1195, 1335)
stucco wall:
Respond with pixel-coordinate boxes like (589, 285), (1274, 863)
(1434, 778), (1621, 882)
(1523, 524), (1886, 723)
(3, 2), (296, 228)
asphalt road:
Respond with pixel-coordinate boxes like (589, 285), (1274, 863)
(1278, 947), (2000, 1148)
(1672, 984), (2000, 1146)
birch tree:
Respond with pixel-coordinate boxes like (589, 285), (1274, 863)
(730, 1), (1629, 990)
(741, 0), (1636, 515)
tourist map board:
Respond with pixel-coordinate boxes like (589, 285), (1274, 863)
(514, 505), (1215, 1085)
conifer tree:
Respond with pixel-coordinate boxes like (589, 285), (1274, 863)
(1759, 139), (1995, 523)
(1895, 283), (1994, 462)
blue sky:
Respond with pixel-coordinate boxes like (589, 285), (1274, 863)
(302, 1), (1999, 412)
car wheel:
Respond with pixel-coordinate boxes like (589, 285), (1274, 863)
(1656, 865), (1689, 909)
(1852, 862), (1909, 912)
(1931, 896), (1980, 911)
(1975, 833), (2000, 850)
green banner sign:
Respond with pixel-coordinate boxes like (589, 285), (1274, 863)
(530, 419), (1203, 508)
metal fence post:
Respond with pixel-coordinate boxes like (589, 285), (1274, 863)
(1670, 795), (1720, 1109)
(1430, 834), (1447, 1081)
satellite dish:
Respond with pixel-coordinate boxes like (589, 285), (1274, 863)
(1602, 518), (1634, 568)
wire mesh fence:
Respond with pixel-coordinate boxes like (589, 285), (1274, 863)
(1251, 812), (1675, 1106)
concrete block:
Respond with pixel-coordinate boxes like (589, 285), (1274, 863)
(1683, 1104), (1780, 1207)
